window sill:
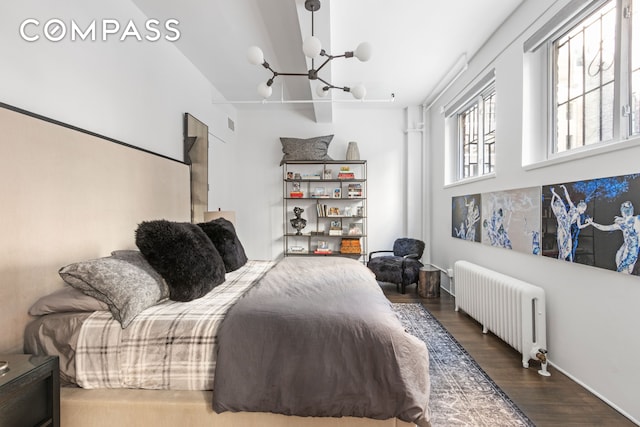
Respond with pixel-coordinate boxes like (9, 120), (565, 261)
(444, 172), (496, 189)
(523, 137), (640, 171)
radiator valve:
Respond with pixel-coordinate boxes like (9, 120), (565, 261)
(536, 349), (551, 377)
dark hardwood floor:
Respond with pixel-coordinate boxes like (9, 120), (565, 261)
(382, 283), (636, 427)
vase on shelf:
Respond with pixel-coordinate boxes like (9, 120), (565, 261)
(346, 141), (360, 160)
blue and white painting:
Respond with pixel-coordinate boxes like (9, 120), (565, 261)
(542, 174), (640, 275)
(481, 187), (541, 255)
(452, 194), (481, 242)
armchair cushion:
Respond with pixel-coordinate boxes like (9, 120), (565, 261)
(393, 238), (425, 258)
(367, 256), (423, 286)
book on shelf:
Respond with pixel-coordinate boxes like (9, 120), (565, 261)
(347, 183), (363, 198)
(313, 249), (333, 254)
(338, 172), (355, 179)
(316, 204), (328, 217)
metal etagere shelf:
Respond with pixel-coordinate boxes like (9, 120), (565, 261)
(282, 160), (367, 262)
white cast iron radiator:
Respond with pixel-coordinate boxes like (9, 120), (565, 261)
(454, 260), (548, 369)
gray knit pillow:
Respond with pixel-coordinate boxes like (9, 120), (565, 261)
(59, 257), (164, 328)
(111, 250), (169, 299)
(279, 135), (333, 165)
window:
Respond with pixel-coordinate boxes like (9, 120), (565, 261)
(550, 0), (639, 154)
(633, 0), (640, 133)
(457, 85), (496, 179)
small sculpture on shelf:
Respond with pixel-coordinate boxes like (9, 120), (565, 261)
(290, 206), (307, 235)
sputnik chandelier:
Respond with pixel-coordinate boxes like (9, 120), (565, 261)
(247, 0), (372, 100)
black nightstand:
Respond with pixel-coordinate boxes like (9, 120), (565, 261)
(0, 354), (59, 427)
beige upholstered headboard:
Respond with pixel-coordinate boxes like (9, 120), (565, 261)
(0, 104), (190, 353)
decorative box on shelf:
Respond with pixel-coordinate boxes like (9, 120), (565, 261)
(340, 238), (362, 254)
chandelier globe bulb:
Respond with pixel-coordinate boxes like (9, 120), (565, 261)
(316, 85), (329, 97)
(303, 36), (322, 58)
(354, 42), (372, 62)
(350, 84), (366, 100)
(247, 46), (264, 65)
(257, 82), (273, 98)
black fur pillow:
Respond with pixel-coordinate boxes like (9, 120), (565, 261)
(198, 218), (248, 272)
(135, 220), (226, 302)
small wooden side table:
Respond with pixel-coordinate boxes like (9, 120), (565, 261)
(418, 267), (441, 298)
(0, 354), (60, 427)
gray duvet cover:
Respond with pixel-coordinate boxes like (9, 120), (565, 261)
(213, 257), (430, 426)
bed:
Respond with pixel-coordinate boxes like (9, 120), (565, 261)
(25, 256), (430, 426)
(3, 104), (430, 427)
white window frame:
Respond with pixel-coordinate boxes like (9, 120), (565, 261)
(445, 70), (496, 183)
(456, 86), (496, 180)
(523, 0), (638, 166)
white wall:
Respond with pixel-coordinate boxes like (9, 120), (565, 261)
(0, 2), (422, 272)
(0, 0), (235, 162)
(225, 106), (414, 260)
(426, 0), (640, 423)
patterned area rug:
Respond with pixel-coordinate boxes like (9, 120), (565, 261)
(393, 303), (535, 427)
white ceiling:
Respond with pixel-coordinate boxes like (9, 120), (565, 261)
(131, 0), (524, 111)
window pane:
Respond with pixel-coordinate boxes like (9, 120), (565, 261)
(483, 134), (495, 174)
(600, 5), (616, 84)
(553, 0), (616, 153)
(469, 140), (478, 163)
(483, 92), (496, 174)
(557, 40), (570, 104)
(569, 32), (584, 101)
(459, 102), (480, 179)
(584, 18), (602, 92)
(568, 96), (584, 149)
(601, 81), (614, 141)
(455, 81), (495, 181)
(584, 89), (600, 145)
(557, 103), (569, 152)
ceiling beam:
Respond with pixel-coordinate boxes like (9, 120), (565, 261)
(295, 0), (333, 123)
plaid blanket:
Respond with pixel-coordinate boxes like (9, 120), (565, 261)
(75, 260), (275, 390)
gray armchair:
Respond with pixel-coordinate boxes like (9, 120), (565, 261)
(367, 238), (425, 294)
